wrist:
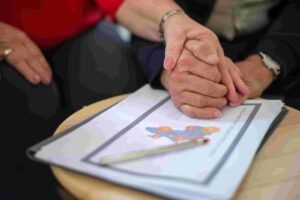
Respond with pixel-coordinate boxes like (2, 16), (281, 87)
(159, 9), (185, 43)
(259, 52), (281, 79)
(246, 54), (274, 90)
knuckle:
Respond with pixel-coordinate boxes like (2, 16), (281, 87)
(182, 106), (195, 118)
(168, 84), (180, 97)
(210, 69), (221, 82)
(177, 54), (194, 67)
(215, 72), (221, 82)
(25, 56), (35, 64)
(175, 92), (185, 104)
(194, 95), (204, 106)
(211, 83), (227, 97)
(10, 56), (24, 66)
(171, 71), (183, 82)
(171, 96), (181, 108)
(220, 85), (228, 96)
(207, 31), (219, 42)
(215, 98), (227, 108)
(31, 50), (42, 58)
(203, 96), (209, 107)
(172, 93), (182, 105)
(201, 81), (211, 94)
(191, 40), (205, 51)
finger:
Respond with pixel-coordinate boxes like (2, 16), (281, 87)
(218, 58), (238, 103)
(216, 45), (239, 102)
(175, 91), (227, 109)
(228, 64), (250, 96)
(26, 59), (51, 84)
(222, 68), (238, 103)
(180, 73), (228, 97)
(229, 93), (248, 107)
(179, 104), (221, 119)
(6, 44), (41, 84)
(24, 40), (52, 73)
(8, 59), (41, 84)
(21, 35), (52, 83)
(185, 39), (219, 65)
(164, 31), (186, 70)
(177, 50), (221, 82)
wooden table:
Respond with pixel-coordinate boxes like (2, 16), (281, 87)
(52, 94), (300, 200)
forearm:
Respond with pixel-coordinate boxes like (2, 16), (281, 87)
(255, 0), (300, 83)
(116, 0), (181, 42)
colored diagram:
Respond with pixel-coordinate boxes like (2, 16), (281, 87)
(146, 125), (220, 143)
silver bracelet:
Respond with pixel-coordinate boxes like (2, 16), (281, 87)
(159, 10), (185, 43)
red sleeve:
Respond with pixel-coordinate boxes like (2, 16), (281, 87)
(96, 0), (124, 21)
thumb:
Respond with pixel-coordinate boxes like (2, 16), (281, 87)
(163, 33), (185, 70)
(185, 39), (219, 65)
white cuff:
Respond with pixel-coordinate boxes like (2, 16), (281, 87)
(259, 52), (281, 78)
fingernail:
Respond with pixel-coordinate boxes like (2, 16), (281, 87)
(33, 75), (40, 84)
(214, 110), (221, 118)
(164, 57), (173, 69)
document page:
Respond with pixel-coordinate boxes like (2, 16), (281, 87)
(86, 97), (259, 184)
(33, 84), (284, 200)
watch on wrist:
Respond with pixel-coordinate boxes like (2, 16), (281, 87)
(259, 52), (281, 79)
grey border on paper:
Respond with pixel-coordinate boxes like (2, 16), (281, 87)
(82, 97), (261, 186)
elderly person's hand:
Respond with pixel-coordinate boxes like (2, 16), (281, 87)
(162, 16), (250, 104)
(162, 14), (221, 70)
(212, 55), (273, 107)
(161, 48), (228, 119)
(183, 39), (250, 105)
(0, 21), (52, 85)
(234, 54), (275, 103)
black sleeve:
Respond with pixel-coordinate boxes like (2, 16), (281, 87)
(131, 36), (165, 89)
(255, 0), (300, 84)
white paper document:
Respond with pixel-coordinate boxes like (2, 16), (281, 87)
(30, 84), (285, 200)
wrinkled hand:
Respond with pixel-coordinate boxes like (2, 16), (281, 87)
(0, 21), (52, 84)
(161, 48), (228, 119)
(162, 14), (221, 70)
(163, 15), (248, 103)
(184, 39), (249, 104)
(235, 54), (274, 100)
(221, 57), (250, 106)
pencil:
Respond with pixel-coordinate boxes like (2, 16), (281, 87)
(99, 138), (209, 165)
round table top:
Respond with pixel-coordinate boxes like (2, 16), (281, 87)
(52, 94), (162, 200)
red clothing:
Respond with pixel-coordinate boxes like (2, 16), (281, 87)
(0, 0), (123, 48)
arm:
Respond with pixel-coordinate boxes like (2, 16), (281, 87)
(254, 0), (300, 85)
(96, 0), (124, 21)
(117, 0), (249, 104)
(229, 0), (300, 102)
(116, 0), (220, 70)
(116, 0), (181, 42)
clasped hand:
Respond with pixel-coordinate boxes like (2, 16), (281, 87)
(161, 15), (250, 118)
